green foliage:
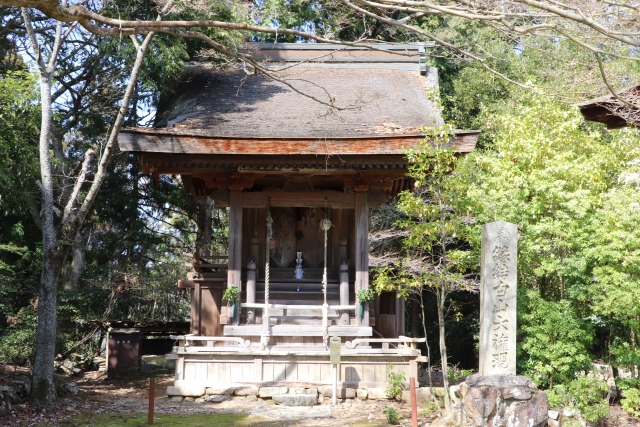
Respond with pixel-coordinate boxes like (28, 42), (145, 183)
(621, 388), (640, 418)
(451, 92), (640, 379)
(356, 288), (375, 302)
(385, 364), (405, 400)
(383, 406), (401, 424)
(568, 376), (610, 422)
(421, 401), (440, 416)
(447, 366), (473, 382)
(517, 291), (594, 388)
(0, 69), (39, 212)
(0, 306), (37, 365)
(619, 378), (640, 417)
(546, 386), (566, 410)
(222, 286), (239, 303)
(546, 375), (609, 422)
(372, 127), (476, 299)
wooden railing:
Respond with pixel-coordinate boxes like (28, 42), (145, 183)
(344, 336), (426, 353)
(241, 303), (355, 310)
(170, 334), (251, 352)
(168, 333), (422, 355)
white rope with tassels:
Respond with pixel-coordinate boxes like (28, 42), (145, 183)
(320, 217), (331, 348)
(261, 207), (273, 350)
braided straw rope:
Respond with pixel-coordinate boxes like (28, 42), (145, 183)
(265, 210), (272, 316)
(261, 209), (273, 350)
(320, 218), (331, 347)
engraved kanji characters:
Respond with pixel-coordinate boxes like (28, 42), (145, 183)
(493, 315), (509, 330)
(490, 229), (511, 369)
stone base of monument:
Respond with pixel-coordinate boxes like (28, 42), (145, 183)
(452, 374), (548, 427)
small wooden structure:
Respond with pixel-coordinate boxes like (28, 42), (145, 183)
(106, 322), (189, 373)
(118, 43), (479, 390)
(578, 85), (640, 128)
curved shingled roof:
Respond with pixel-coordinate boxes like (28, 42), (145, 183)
(151, 61), (443, 139)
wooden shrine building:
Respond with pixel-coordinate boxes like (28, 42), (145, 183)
(118, 43), (479, 392)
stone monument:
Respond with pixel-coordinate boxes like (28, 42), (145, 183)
(479, 221), (517, 376)
(455, 221), (548, 427)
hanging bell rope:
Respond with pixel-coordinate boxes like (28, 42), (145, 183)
(320, 215), (332, 347)
(262, 199), (273, 350)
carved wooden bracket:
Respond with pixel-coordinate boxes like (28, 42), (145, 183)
(228, 171), (255, 190)
(354, 171), (370, 192)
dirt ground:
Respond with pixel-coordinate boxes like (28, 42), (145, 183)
(1, 366), (435, 426)
(2, 365), (640, 427)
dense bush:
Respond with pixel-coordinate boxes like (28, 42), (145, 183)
(0, 307), (37, 365)
(547, 375), (610, 422)
(618, 378), (640, 417)
(517, 291), (594, 388)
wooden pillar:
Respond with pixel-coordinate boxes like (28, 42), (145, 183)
(190, 284), (200, 334)
(396, 294), (405, 337)
(246, 260), (256, 324)
(338, 238), (347, 264)
(227, 190), (243, 326)
(340, 261), (350, 325)
(250, 236), (259, 280)
(355, 191), (369, 327)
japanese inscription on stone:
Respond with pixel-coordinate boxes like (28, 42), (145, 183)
(479, 221), (517, 375)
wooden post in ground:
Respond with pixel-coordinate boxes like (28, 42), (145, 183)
(355, 191), (369, 328)
(340, 261), (350, 325)
(227, 190), (243, 326)
(148, 378), (155, 425)
(250, 236), (259, 279)
(410, 377), (417, 427)
(246, 260), (257, 324)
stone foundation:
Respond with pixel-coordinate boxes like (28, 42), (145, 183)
(167, 384), (439, 406)
(455, 374), (548, 427)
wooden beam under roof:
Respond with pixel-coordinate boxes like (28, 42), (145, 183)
(119, 130), (479, 156)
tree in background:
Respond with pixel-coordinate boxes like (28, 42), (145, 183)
(452, 92), (640, 413)
(335, 0), (640, 106)
(588, 167), (640, 378)
(0, 0), (234, 407)
(373, 126), (478, 413)
(0, 67), (42, 367)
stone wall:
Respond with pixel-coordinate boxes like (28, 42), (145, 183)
(0, 375), (31, 417)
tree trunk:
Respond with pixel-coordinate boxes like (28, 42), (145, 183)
(61, 228), (87, 291)
(437, 288), (451, 413)
(31, 74), (59, 409)
(417, 290), (442, 416)
(196, 196), (213, 256)
(27, 27), (158, 408)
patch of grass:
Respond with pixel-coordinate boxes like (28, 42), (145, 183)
(383, 407), (401, 424)
(34, 412), (256, 427)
